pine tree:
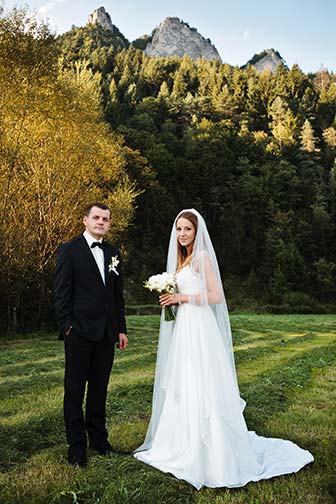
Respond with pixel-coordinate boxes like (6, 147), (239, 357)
(109, 78), (118, 102)
(300, 119), (319, 152)
(269, 96), (297, 149)
(158, 80), (170, 99)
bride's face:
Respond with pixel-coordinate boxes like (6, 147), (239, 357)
(176, 217), (196, 249)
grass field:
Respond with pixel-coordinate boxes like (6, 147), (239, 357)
(0, 314), (335, 504)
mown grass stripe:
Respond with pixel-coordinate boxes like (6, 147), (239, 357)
(0, 314), (335, 504)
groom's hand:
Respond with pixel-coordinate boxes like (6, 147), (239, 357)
(118, 333), (128, 350)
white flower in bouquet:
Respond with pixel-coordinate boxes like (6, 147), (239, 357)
(144, 272), (177, 321)
(145, 272), (176, 293)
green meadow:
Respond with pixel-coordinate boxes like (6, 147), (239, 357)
(0, 314), (335, 504)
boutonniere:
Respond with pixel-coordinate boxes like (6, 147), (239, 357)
(108, 255), (119, 275)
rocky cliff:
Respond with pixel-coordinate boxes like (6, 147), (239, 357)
(87, 6), (113, 31)
(85, 8), (287, 69)
(144, 17), (221, 61)
(245, 48), (286, 72)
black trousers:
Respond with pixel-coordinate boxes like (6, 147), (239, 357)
(63, 329), (115, 453)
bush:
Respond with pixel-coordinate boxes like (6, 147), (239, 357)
(261, 303), (328, 314)
(283, 291), (316, 307)
(262, 304), (292, 314)
(125, 304), (161, 315)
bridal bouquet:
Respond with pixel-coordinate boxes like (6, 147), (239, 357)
(144, 272), (177, 321)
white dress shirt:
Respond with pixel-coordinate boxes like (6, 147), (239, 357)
(83, 231), (105, 284)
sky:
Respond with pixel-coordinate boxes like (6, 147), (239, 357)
(3, 0), (335, 73)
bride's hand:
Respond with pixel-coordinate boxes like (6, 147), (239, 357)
(160, 293), (180, 307)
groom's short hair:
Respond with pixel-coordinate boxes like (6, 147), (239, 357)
(85, 202), (111, 217)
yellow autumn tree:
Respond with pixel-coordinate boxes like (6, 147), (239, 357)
(0, 8), (139, 331)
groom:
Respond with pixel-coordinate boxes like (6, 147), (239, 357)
(54, 202), (128, 467)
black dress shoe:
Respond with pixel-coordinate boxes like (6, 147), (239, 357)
(68, 444), (87, 467)
(90, 442), (114, 455)
(68, 454), (87, 468)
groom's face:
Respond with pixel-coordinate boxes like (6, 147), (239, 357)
(83, 206), (111, 239)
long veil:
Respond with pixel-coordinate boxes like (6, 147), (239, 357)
(135, 208), (245, 452)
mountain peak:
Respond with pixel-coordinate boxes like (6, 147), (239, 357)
(87, 6), (113, 31)
(246, 48), (286, 72)
(144, 17), (221, 61)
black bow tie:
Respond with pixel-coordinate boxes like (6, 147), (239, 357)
(91, 241), (105, 249)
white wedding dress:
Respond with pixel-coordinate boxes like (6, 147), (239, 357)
(134, 265), (313, 490)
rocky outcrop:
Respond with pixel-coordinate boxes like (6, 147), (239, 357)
(246, 48), (286, 72)
(87, 6), (113, 31)
(84, 9), (287, 69)
(144, 17), (221, 61)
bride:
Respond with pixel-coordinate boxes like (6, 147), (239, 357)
(134, 209), (313, 489)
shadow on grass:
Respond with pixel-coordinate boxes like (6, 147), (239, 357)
(0, 342), (335, 504)
(0, 332), (316, 401)
(241, 344), (336, 431)
(0, 407), (65, 470)
(2, 338), (334, 468)
(231, 314), (336, 335)
(0, 349), (157, 402)
(109, 343), (336, 443)
(0, 370), (64, 400)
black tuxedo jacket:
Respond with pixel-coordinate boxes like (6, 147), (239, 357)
(54, 234), (127, 343)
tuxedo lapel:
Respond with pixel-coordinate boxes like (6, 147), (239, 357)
(79, 235), (105, 286)
(103, 246), (110, 286)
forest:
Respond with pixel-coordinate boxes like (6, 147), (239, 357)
(1, 8), (336, 332)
